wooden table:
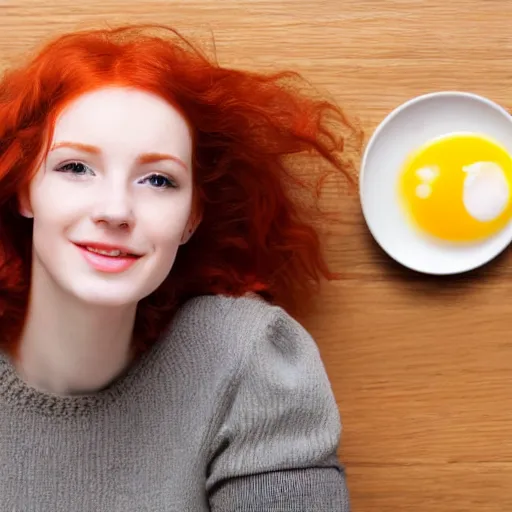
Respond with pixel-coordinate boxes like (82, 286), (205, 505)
(2, 1), (511, 510)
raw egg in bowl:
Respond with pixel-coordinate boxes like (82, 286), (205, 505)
(360, 91), (512, 275)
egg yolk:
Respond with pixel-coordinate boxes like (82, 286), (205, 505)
(398, 133), (512, 242)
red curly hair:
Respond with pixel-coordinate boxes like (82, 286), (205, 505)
(0, 24), (360, 358)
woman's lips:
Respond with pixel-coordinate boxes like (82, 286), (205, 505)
(75, 244), (141, 273)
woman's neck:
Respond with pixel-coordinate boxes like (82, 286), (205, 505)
(15, 265), (137, 396)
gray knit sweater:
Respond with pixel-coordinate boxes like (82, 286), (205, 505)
(0, 294), (350, 511)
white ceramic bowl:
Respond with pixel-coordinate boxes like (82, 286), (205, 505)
(359, 91), (512, 275)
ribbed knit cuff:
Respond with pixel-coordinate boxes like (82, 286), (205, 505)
(209, 466), (350, 511)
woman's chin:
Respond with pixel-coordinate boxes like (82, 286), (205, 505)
(65, 284), (146, 309)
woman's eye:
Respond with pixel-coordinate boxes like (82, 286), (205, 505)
(55, 162), (93, 175)
(143, 174), (177, 189)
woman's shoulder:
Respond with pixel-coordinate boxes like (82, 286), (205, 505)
(174, 292), (279, 331)
(168, 293), (288, 356)
(171, 293), (314, 350)
(161, 292), (326, 381)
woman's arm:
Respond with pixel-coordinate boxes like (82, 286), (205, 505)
(205, 301), (350, 511)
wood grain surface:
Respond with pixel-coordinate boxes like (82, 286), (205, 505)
(1, 1), (512, 511)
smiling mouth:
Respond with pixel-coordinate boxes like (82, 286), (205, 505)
(74, 244), (142, 258)
(74, 244), (142, 273)
(84, 246), (133, 258)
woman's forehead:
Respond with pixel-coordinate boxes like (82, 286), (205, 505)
(51, 87), (193, 167)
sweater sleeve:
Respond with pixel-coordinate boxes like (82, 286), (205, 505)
(205, 303), (350, 511)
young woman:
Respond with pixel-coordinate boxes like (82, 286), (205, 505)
(0, 24), (359, 511)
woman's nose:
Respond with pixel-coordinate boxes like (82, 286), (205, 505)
(91, 189), (135, 230)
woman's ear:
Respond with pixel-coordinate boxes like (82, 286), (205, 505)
(180, 210), (202, 245)
(17, 190), (34, 219)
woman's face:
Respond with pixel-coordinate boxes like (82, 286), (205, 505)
(21, 86), (196, 307)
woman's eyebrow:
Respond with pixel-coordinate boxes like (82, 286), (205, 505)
(50, 141), (100, 155)
(137, 153), (188, 171)
(49, 142), (188, 171)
